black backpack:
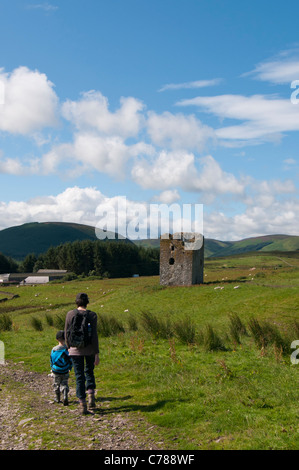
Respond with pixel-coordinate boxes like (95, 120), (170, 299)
(66, 309), (92, 348)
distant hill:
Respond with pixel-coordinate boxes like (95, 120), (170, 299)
(0, 222), (128, 260)
(0, 222), (298, 260)
(205, 234), (299, 258)
(135, 234), (299, 257)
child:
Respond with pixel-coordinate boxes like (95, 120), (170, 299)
(50, 330), (72, 405)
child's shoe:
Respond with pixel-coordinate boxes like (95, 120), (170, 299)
(63, 390), (69, 406)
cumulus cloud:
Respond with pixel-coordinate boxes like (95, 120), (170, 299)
(147, 111), (215, 151)
(152, 189), (181, 204)
(1, 184), (298, 240)
(204, 198), (299, 240)
(132, 152), (245, 196)
(61, 91), (145, 138)
(41, 132), (154, 179)
(0, 66), (58, 135)
(0, 187), (105, 231)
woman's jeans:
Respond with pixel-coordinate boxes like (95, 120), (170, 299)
(71, 355), (96, 401)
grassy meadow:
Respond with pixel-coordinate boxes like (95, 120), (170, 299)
(0, 251), (299, 450)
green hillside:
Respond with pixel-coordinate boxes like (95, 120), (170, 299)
(0, 222), (298, 260)
(0, 222), (125, 260)
(210, 234), (299, 257)
(136, 234), (299, 257)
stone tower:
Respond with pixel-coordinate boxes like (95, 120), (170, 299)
(160, 232), (204, 286)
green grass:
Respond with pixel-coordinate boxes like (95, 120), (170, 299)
(0, 252), (299, 449)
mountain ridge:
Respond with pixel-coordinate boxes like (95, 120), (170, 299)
(0, 222), (298, 260)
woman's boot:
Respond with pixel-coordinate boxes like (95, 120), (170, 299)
(79, 399), (88, 415)
(88, 390), (96, 409)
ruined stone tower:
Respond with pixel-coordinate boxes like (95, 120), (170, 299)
(160, 232), (204, 286)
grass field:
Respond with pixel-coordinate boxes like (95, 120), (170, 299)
(0, 251), (299, 450)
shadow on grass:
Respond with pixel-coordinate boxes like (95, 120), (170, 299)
(92, 396), (186, 415)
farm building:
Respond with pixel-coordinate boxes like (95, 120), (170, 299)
(20, 276), (49, 285)
(0, 274), (10, 284)
(0, 270), (71, 285)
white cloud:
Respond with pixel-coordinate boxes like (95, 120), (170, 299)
(41, 132), (154, 178)
(132, 151), (245, 196)
(177, 94), (299, 143)
(0, 149), (40, 175)
(62, 91), (145, 138)
(0, 66), (58, 135)
(131, 150), (197, 190)
(283, 158), (296, 165)
(153, 190), (181, 204)
(26, 3), (58, 12)
(0, 187), (105, 231)
(158, 79), (222, 92)
(0, 184), (298, 240)
(204, 198), (299, 240)
(147, 111), (215, 151)
(245, 49), (299, 84)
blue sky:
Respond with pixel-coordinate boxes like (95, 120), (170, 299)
(0, 0), (299, 240)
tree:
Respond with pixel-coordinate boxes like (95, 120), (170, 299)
(19, 253), (37, 273)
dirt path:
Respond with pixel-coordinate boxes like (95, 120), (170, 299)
(0, 361), (165, 451)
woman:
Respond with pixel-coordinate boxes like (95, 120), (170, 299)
(65, 292), (99, 414)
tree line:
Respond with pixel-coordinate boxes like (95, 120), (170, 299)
(0, 253), (19, 274)
(14, 240), (160, 278)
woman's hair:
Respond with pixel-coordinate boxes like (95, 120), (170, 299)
(75, 292), (89, 307)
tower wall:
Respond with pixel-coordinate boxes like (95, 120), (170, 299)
(160, 233), (204, 286)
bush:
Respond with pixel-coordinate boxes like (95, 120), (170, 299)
(0, 313), (12, 331)
(141, 311), (173, 339)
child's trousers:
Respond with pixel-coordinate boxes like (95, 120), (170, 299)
(53, 372), (69, 394)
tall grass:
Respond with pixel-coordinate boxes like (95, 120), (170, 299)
(53, 313), (67, 330)
(247, 317), (290, 354)
(0, 313), (12, 331)
(140, 311), (173, 339)
(97, 313), (125, 337)
(127, 314), (138, 332)
(45, 313), (54, 327)
(203, 324), (226, 352)
(228, 313), (248, 344)
(173, 316), (197, 345)
(30, 316), (43, 331)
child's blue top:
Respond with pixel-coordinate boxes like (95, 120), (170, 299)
(50, 345), (72, 374)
